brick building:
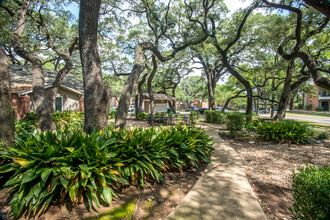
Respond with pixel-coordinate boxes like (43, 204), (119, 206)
(304, 86), (330, 111)
(10, 65), (84, 120)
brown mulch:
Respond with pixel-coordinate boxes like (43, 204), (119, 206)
(219, 131), (330, 220)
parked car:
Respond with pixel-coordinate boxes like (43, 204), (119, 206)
(128, 105), (135, 113)
(185, 106), (199, 111)
(216, 107), (229, 112)
(110, 107), (118, 111)
(198, 108), (208, 114)
(259, 108), (270, 113)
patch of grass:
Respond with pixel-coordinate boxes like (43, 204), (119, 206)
(288, 112), (330, 118)
(94, 200), (136, 220)
(144, 201), (155, 211)
(296, 120), (330, 132)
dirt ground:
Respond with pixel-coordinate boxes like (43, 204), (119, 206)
(219, 129), (330, 220)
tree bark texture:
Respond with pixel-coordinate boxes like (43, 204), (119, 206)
(274, 61), (294, 120)
(148, 55), (157, 116)
(79, 0), (111, 133)
(115, 44), (146, 129)
(11, 0), (56, 132)
(0, 45), (15, 146)
(138, 71), (150, 114)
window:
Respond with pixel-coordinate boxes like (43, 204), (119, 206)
(55, 96), (63, 111)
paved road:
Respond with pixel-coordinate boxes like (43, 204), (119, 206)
(260, 113), (330, 125)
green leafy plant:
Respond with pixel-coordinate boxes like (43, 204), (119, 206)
(0, 125), (214, 217)
(255, 120), (314, 144)
(289, 165), (330, 219)
(315, 107), (324, 111)
(204, 110), (226, 124)
(225, 113), (245, 131)
(137, 112), (149, 120)
(52, 111), (84, 130)
(15, 112), (39, 135)
(305, 105), (312, 111)
(108, 110), (116, 119)
(189, 111), (199, 124)
(317, 131), (329, 140)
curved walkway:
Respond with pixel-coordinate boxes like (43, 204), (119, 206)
(167, 123), (266, 220)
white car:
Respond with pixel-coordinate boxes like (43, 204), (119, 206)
(216, 107), (229, 112)
(110, 107), (117, 111)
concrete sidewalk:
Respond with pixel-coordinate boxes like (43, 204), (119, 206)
(167, 123), (266, 220)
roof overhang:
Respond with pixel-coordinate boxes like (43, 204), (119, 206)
(18, 85), (83, 96)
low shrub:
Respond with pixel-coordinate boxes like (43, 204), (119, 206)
(204, 110), (226, 124)
(305, 105), (312, 111)
(0, 125), (213, 217)
(52, 111), (84, 130)
(137, 112), (149, 120)
(255, 120), (314, 144)
(297, 103), (303, 110)
(15, 112), (39, 135)
(155, 112), (165, 116)
(315, 107), (324, 111)
(289, 165), (330, 219)
(189, 111), (200, 124)
(225, 113), (245, 131)
(317, 131), (329, 140)
(108, 110), (116, 119)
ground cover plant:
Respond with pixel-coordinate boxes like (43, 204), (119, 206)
(254, 120), (315, 144)
(290, 165), (330, 219)
(0, 125), (213, 218)
(225, 112), (245, 132)
(204, 110), (226, 124)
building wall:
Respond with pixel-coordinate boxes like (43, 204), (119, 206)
(306, 87), (319, 111)
(12, 94), (30, 120)
(30, 87), (82, 112)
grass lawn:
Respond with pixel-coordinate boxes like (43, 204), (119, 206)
(295, 120), (330, 132)
(288, 111), (330, 118)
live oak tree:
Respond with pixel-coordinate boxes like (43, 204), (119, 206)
(114, 0), (217, 129)
(262, 0), (330, 90)
(0, 44), (14, 146)
(79, 0), (112, 133)
(2, 0), (79, 132)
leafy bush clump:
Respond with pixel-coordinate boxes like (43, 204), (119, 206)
(137, 112), (149, 120)
(108, 110), (116, 119)
(225, 113), (245, 131)
(204, 110), (226, 124)
(255, 120), (314, 144)
(155, 112), (165, 116)
(0, 125), (213, 217)
(305, 105), (312, 111)
(15, 112), (39, 135)
(290, 165), (330, 219)
(315, 107), (324, 111)
(317, 131), (329, 140)
(189, 111), (199, 124)
(52, 111), (84, 129)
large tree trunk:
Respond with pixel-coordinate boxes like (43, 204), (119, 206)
(115, 45), (145, 129)
(138, 71), (149, 115)
(147, 55), (157, 116)
(206, 71), (216, 110)
(223, 59), (253, 123)
(79, 0), (111, 133)
(0, 45), (15, 146)
(270, 79), (275, 118)
(11, 0), (56, 132)
(274, 61), (295, 120)
(171, 85), (177, 113)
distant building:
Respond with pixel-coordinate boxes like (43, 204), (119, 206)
(10, 65), (84, 120)
(304, 86), (330, 111)
(142, 93), (175, 113)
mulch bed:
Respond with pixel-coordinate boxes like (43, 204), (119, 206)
(219, 129), (330, 220)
